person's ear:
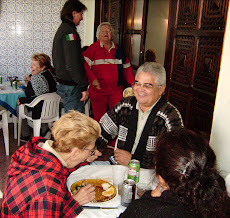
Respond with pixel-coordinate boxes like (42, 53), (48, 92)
(157, 174), (170, 190)
(41, 65), (46, 71)
(157, 175), (166, 185)
(70, 147), (81, 161)
(159, 85), (166, 96)
(72, 11), (77, 17)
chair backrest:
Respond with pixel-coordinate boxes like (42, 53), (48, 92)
(41, 93), (61, 121)
(26, 93), (61, 121)
(123, 87), (134, 98)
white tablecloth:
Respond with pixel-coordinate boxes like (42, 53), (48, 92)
(67, 164), (158, 218)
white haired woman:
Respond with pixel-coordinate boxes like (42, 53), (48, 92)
(83, 22), (135, 122)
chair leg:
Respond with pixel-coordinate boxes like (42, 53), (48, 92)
(18, 115), (23, 146)
(84, 99), (90, 116)
(2, 112), (9, 155)
(13, 114), (17, 139)
(33, 120), (41, 136)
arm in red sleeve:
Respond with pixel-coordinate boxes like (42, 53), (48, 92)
(123, 58), (135, 85)
(83, 46), (98, 83)
(26, 196), (82, 218)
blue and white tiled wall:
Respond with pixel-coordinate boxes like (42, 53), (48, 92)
(0, 0), (85, 81)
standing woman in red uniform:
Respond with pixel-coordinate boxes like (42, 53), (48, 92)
(83, 22), (135, 122)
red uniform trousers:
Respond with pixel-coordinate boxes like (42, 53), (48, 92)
(89, 85), (123, 122)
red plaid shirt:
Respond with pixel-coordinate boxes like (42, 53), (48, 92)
(1, 137), (88, 217)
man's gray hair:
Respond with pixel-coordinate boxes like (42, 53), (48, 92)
(96, 22), (114, 40)
(136, 62), (166, 87)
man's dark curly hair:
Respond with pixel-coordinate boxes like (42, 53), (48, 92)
(155, 129), (228, 217)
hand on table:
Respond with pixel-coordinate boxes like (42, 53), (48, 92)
(80, 90), (89, 101)
(17, 99), (21, 105)
(114, 148), (132, 166)
(73, 184), (96, 205)
(86, 149), (102, 162)
(92, 79), (101, 90)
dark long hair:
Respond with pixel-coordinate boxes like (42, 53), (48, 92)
(60, 0), (87, 22)
(155, 129), (228, 217)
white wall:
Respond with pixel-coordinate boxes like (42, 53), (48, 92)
(210, 1), (230, 178)
(83, 0), (95, 46)
(0, 0), (88, 81)
(145, 0), (170, 65)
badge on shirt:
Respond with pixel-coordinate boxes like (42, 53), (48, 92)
(65, 33), (77, 41)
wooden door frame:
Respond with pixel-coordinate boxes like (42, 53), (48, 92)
(94, 0), (149, 68)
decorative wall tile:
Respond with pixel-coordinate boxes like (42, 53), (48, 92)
(0, 0), (86, 80)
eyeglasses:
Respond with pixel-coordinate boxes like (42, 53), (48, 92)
(82, 146), (97, 156)
(132, 81), (162, 90)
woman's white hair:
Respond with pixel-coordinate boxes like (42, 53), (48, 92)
(136, 62), (166, 87)
(96, 22), (114, 40)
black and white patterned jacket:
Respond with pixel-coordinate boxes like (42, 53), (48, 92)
(96, 96), (184, 169)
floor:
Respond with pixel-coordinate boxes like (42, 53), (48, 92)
(0, 123), (113, 208)
(0, 123), (19, 207)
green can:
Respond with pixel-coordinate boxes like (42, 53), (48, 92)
(127, 159), (140, 183)
(12, 81), (17, 90)
(0, 76), (2, 84)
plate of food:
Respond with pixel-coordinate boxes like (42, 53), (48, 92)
(70, 179), (116, 202)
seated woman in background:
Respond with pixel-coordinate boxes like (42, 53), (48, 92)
(1, 111), (102, 217)
(120, 129), (229, 217)
(17, 53), (57, 139)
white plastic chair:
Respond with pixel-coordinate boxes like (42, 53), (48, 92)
(17, 93), (61, 146)
(7, 111), (18, 139)
(84, 98), (91, 116)
(123, 87), (134, 98)
(0, 110), (10, 155)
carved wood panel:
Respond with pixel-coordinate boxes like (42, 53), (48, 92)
(193, 36), (223, 94)
(188, 93), (215, 136)
(165, 0), (229, 139)
(177, 0), (200, 29)
(172, 36), (195, 85)
(201, 0), (229, 30)
(168, 84), (188, 122)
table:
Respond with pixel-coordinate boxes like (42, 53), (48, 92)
(67, 164), (158, 218)
(0, 82), (26, 116)
(0, 82), (26, 138)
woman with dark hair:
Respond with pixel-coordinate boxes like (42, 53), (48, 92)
(120, 129), (229, 217)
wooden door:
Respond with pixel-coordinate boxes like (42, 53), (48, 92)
(95, 0), (148, 70)
(122, 0), (148, 70)
(164, 0), (229, 139)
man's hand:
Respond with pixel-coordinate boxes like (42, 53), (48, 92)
(92, 79), (101, 89)
(114, 149), (132, 166)
(17, 99), (21, 105)
(80, 90), (89, 101)
(72, 184), (95, 205)
(86, 149), (102, 162)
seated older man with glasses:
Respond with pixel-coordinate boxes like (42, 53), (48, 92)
(95, 62), (184, 169)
